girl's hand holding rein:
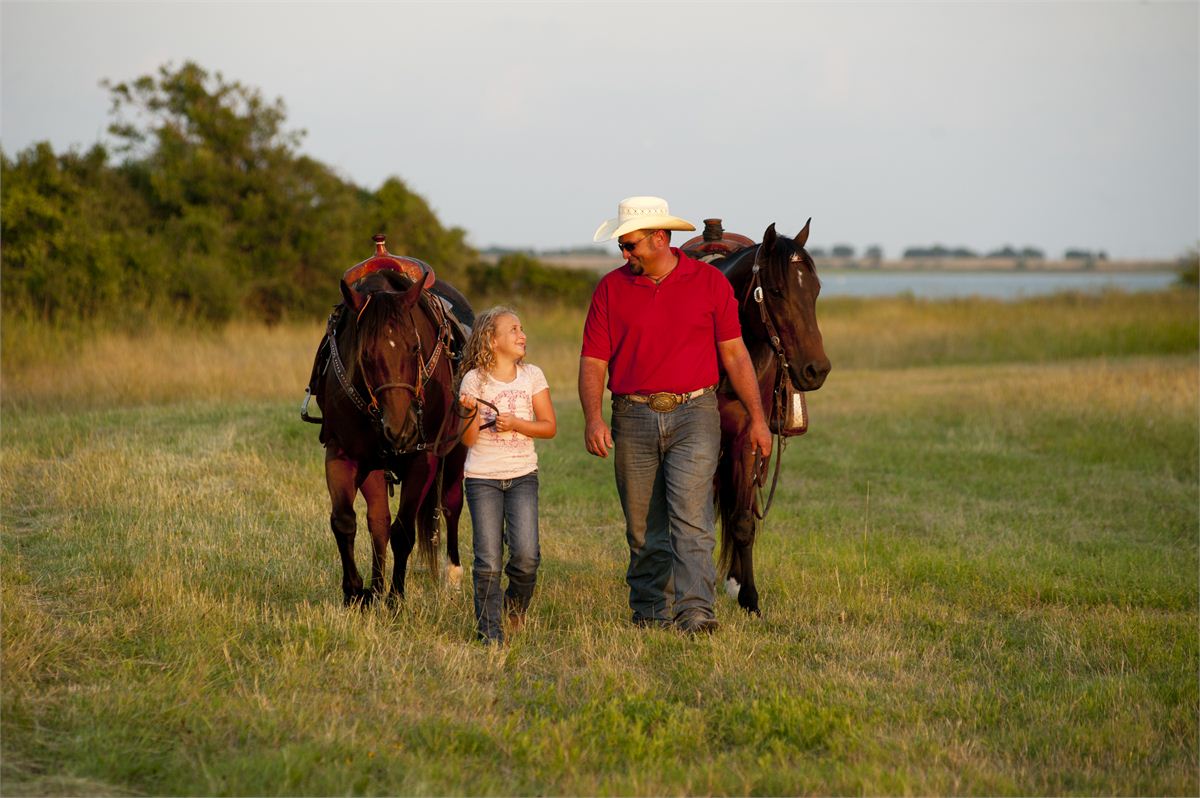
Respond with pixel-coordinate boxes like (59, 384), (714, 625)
(459, 392), (483, 447)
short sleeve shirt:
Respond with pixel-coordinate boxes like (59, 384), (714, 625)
(460, 363), (549, 479)
(580, 249), (741, 395)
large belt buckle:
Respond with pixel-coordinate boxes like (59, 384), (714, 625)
(648, 392), (680, 412)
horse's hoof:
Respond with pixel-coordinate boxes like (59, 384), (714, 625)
(737, 600), (762, 617)
(737, 585), (761, 616)
(724, 577), (741, 600)
(446, 564), (463, 589)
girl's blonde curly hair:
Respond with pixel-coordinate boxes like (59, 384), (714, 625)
(461, 306), (521, 377)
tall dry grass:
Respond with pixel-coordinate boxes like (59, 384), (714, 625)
(2, 290), (1197, 795)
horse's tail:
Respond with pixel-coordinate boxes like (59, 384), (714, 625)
(715, 477), (734, 579)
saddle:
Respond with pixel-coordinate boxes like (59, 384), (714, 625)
(680, 218), (755, 264)
(301, 235), (473, 428)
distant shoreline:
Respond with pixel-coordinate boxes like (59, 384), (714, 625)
(485, 252), (1182, 274)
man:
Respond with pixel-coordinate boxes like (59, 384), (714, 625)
(579, 196), (772, 634)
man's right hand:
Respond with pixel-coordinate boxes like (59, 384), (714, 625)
(578, 356), (614, 458)
(585, 418), (614, 458)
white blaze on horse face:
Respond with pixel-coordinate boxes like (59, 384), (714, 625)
(389, 339), (396, 348)
(790, 253), (804, 289)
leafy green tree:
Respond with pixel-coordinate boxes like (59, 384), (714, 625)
(368, 177), (473, 282)
(1, 141), (171, 321)
(2, 60), (479, 325)
(466, 252), (597, 305)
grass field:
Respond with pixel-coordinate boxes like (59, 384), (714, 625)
(2, 290), (1197, 795)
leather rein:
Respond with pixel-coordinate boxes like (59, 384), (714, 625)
(741, 245), (795, 521)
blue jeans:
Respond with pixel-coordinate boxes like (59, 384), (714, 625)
(611, 392), (720, 625)
(465, 471), (540, 643)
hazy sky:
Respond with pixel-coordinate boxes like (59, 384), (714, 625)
(2, 1), (1197, 259)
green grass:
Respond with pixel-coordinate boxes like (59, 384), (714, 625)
(2, 290), (1197, 795)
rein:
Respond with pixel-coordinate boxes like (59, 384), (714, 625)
(742, 246), (792, 521)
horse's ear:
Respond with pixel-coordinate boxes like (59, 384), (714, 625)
(794, 218), (812, 249)
(761, 223), (778, 252)
(340, 280), (366, 312)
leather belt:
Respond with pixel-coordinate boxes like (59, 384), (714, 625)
(616, 385), (716, 413)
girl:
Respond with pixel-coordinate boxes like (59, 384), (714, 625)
(458, 307), (556, 644)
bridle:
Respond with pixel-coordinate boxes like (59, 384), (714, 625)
(740, 244), (806, 520)
(327, 288), (460, 459)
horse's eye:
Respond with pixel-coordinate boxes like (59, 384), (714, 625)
(770, 287), (784, 297)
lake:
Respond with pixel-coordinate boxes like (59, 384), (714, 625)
(820, 269), (1181, 300)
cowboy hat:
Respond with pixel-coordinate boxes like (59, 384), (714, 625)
(592, 196), (696, 242)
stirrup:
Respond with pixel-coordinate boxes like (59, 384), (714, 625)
(300, 387), (322, 424)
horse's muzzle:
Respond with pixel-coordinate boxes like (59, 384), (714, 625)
(383, 420), (418, 451)
(793, 358), (831, 391)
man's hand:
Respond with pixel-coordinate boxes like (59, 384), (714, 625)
(585, 418), (614, 458)
(578, 356), (613, 458)
(747, 418), (772, 459)
(718, 337), (773, 459)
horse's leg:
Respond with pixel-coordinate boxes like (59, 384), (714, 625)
(359, 468), (391, 604)
(388, 457), (431, 601)
(441, 445), (468, 588)
(732, 541), (760, 616)
(325, 447), (365, 606)
(387, 510), (414, 604)
(725, 425), (763, 616)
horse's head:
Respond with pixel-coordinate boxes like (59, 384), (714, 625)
(752, 221), (831, 391)
(342, 268), (438, 449)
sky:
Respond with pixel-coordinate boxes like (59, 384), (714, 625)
(2, 1), (1197, 260)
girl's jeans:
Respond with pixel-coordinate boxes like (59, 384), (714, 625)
(465, 471), (540, 643)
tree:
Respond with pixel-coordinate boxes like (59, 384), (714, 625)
(2, 61), (479, 324)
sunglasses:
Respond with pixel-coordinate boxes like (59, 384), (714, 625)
(617, 231), (655, 254)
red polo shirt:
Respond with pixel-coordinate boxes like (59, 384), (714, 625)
(581, 248), (742, 395)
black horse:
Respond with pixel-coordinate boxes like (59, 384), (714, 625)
(307, 248), (473, 605)
(709, 221), (831, 614)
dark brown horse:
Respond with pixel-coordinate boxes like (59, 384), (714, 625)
(705, 220), (831, 615)
(310, 263), (472, 606)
